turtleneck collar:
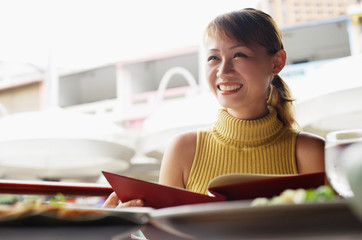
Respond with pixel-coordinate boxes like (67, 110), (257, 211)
(213, 107), (284, 147)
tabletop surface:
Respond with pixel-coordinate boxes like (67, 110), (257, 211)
(1, 200), (362, 240)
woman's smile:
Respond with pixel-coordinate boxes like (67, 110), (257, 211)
(217, 82), (243, 95)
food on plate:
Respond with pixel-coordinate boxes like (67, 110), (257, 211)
(251, 185), (336, 206)
(0, 194), (21, 204)
(0, 193), (105, 219)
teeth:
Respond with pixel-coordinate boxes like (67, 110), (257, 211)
(219, 84), (242, 91)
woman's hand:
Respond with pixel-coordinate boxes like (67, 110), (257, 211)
(102, 192), (144, 208)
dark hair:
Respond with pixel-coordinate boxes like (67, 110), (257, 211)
(205, 8), (297, 129)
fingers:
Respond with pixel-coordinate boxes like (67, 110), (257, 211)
(117, 199), (144, 208)
(102, 192), (144, 208)
(102, 192), (119, 208)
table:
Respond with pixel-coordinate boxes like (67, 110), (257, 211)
(1, 200), (361, 240)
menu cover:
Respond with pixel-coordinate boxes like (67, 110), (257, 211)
(102, 171), (325, 209)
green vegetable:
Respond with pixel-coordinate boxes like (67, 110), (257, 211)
(0, 194), (21, 204)
(314, 185), (336, 200)
(49, 193), (66, 207)
(251, 185), (337, 206)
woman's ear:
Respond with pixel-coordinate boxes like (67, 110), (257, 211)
(272, 49), (286, 74)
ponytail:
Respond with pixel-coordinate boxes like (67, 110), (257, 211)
(267, 75), (299, 129)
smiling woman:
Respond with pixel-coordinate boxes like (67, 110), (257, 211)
(103, 8), (325, 208)
(180, 9), (324, 195)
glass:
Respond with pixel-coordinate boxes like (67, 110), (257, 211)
(343, 142), (362, 222)
(325, 129), (362, 198)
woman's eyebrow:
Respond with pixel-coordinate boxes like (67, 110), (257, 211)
(229, 44), (248, 50)
(207, 44), (250, 52)
(207, 48), (220, 52)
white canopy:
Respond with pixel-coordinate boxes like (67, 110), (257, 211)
(0, 0), (258, 80)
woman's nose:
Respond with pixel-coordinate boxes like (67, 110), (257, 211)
(216, 60), (234, 78)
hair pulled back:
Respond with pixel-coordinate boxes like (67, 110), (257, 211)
(205, 8), (298, 129)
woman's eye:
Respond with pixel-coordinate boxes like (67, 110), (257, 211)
(234, 52), (247, 58)
(207, 56), (219, 61)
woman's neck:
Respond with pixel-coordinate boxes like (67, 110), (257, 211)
(226, 105), (269, 120)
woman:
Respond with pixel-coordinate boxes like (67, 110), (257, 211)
(103, 8), (325, 207)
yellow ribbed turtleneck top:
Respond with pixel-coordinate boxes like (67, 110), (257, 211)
(185, 107), (299, 195)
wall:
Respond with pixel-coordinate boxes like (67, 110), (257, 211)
(0, 82), (41, 114)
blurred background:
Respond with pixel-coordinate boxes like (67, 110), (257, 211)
(0, 0), (362, 183)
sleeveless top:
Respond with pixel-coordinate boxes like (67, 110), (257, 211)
(185, 107), (299, 195)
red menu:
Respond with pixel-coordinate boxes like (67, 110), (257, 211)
(102, 171), (325, 209)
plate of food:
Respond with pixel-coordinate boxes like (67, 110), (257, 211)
(0, 194), (151, 226)
(150, 186), (362, 239)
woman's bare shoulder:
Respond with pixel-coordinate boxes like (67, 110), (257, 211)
(296, 132), (325, 174)
(171, 131), (197, 147)
(166, 131), (198, 172)
(297, 132), (325, 149)
(159, 131), (198, 188)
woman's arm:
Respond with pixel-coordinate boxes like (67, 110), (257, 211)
(102, 131), (197, 208)
(103, 132), (197, 208)
(158, 131), (197, 188)
(296, 132), (325, 174)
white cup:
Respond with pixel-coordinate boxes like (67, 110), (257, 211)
(341, 142), (362, 221)
(325, 129), (362, 198)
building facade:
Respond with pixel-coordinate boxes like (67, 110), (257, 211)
(258, 0), (361, 26)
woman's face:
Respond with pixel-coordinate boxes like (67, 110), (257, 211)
(205, 36), (277, 119)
